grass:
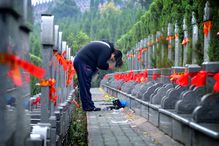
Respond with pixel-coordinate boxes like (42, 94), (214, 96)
(69, 107), (88, 146)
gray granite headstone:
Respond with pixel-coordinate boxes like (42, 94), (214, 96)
(203, 1), (211, 62)
(121, 81), (137, 94)
(160, 68), (171, 83)
(41, 14), (54, 123)
(147, 35), (151, 68)
(0, 0), (24, 17)
(175, 22), (180, 66)
(151, 84), (174, 105)
(143, 38), (148, 68)
(175, 86), (205, 114)
(143, 83), (163, 101)
(161, 86), (188, 109)
(192, 62), (219, 122)
(202, 62), (219, 92)
(137, 81), (154, 99)
(131, 83), (143, 96)
(0, 6), (22, 146)
(161, 28), (165, 60)
(191, 12), (198, 64)
(167, 23), (173, 60)
(147, 69), (154, 81)
(193, 92), (219, 123)
(182, 17), (189, 66)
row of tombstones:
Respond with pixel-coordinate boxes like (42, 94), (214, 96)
(0, 1), (76, 146)
(128, 1), (213, 70)
(100, 61), (219, 146)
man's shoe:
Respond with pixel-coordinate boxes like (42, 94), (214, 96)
(85, 107), (101, 112)
(93, 107), (101, 111)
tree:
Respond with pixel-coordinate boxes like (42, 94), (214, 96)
(48, 0), (80, 19)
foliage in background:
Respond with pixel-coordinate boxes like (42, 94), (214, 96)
(48, 0), (147, 54)
(29, 25), (42, 95)
(46, 0), (151, 86)
(30, 53), (42, 95)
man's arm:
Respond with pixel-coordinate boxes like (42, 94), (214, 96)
(97, 54), (110, 70)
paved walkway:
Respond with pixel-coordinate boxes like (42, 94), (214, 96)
(87, 88), (183, 146)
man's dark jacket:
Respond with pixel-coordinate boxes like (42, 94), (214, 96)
(76, 41), (115, 70)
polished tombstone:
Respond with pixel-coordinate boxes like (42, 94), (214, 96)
(130, 82), (142, 112)
(147, 35), (152, 68)
(191, 61), (219, 146)
(175, 65), (203, 114)
(143, 38), (148, 68)
(143, 82), (163, 102)
(160, 68), (172, 83)
(182, 17), (189, 66)
(191, 62), (219, 146)
(167, 23), (173, 61)
(161, 67), (188, 109)
(168, 65), (202, 145)
(30, 14), (55, 146)
(49, 24), (60, 146)
(203, 1), (211, 62)
(191, 12), (198, 64)
(147, 82), (163, 127)
(16, 0), (33, 145)
(0, 0), (23, 18)
(137, 81), (154, 100)
(174, 22), (180, 66)
(159, 67), (187, 137)
(121, 80), (137, 94)
(0, 1), (28, 145)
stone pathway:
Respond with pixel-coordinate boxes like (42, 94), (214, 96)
(87, 88), (183, 146)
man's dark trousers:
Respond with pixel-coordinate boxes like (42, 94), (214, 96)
(73, 57), (96, 111)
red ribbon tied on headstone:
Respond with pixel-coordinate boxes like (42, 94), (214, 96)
(176, 73), (189, 86)
(152, 73), (161, 81)
(31, 96), (41, 106)
(0, 53), (45, 86)
(191, 70), (207, 87)
(169, 72), (181, 82)
(137, 48), (143, 62)
(55, 52), (68, 71)
(203, 20), (213, 37)
(39, 78), (58, 104)
(213, 73), (219, 92)
(66, 60), (75, 86)
(182, 38), (189, 46)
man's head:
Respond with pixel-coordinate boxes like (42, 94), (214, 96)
(110, 49), (123, 68)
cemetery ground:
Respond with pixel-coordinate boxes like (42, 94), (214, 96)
(84, 88), (182, 146)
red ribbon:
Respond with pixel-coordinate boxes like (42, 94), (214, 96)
(55, 52), (68, 71)
(31, 96), (41, 106)
(191, 70), (207, 87)
(152, 73), (161, 81)
(203, 20), (213, 37)
(39, 78), (58, 105)
(66, 60), (75, 86)
(213, 73), (219, 92)
(0, 53), (45, 86)
(137, 48), (143, 62)
(182, 38), (189, 46)
(113, 70), (148, 83)
(176, 73), (189, 86)
(166, 36), (174, 41)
